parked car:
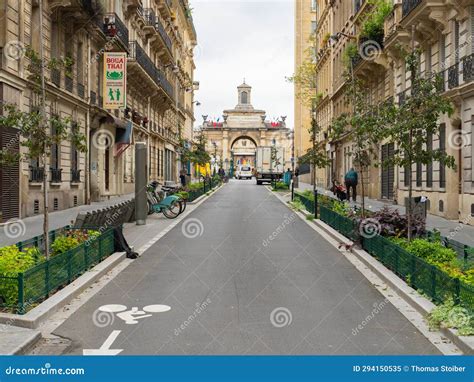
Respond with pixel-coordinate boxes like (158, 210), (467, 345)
(236, 165), (253, 179)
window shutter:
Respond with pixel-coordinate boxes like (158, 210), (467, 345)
(0, 126), (20, 222)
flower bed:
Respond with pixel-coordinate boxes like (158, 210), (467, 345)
(0, 227), (116, 314)
(293, 192), (474, 313)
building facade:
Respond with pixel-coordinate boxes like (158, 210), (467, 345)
(0, 0), (197, 223)
(199, 82), (292, 175)
(294, 0), (474, 223)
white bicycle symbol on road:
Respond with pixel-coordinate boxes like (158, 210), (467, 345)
(98, 304), (171, 325)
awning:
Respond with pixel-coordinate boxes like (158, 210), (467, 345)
(99, 115), (133, 145)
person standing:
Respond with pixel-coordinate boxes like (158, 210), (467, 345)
(344, 168), (358, 202)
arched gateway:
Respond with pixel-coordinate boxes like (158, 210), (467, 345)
(199, 82), (292, 176)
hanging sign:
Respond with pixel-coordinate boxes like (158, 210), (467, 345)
(103, 52), (127, 109)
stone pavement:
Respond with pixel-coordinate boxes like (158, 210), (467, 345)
(0, 194), (134, 247)
(296, 182), (474, 247)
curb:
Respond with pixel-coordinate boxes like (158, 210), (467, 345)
(312, 218), (474, 355)
(187, 184), (224, 205)
(0, 251), (126, 330)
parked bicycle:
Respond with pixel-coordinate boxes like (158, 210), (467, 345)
(146, 181), (184, 219)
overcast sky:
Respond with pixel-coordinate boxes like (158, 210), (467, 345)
(192, 0), (294, 128)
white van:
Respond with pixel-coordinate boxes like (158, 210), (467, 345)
(236, 165), (253, 180)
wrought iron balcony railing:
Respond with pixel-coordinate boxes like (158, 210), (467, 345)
(103, 13), (129, 50)
(448, 62), (459, 89)
(71, 169), (81, 183)
(129, 41), (174, 100)
(77, 83), (85, 99)
(29, 167), (44, 183)
(155, 15), (173, 52)
(402, 0), (422, 18)
(143, 8), (155, 26)
(51, 168), (63, 183)
(51, 68), (61, 87)
(65, 76), (73, 92)
(463, 53), (474, 83)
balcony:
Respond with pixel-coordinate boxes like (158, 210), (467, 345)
(50, 168), (63, 183)
(402, 0), (422, 18)
(29, 167), (44, 183)
(103, 13), (129, 51)
(463, 54), (474, 83)
(128, 41), (174, 100)
(155, 15), (173, 54)
(71, 169), (81, 183)
(448, 63), (459, 89)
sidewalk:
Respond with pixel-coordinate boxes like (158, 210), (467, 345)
(0, 194), (134, 247)
(296, 181), (474, 247)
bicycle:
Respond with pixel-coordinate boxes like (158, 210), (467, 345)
(146, 182), (182, 219)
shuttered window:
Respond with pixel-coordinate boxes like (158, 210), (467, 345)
(0, 125), (20, 222)
(439, 124), (446, 188)
(426, 132), (433, 187)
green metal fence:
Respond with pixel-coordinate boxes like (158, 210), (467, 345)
(317, 206), (474, 312)
(0, 228), (115, 314)
(319, 205), (359, 241)
(187, 178), (222, 202)
(363, 234), (474, 312)
(294, 192), (315, 214)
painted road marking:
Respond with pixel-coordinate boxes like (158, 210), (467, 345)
(83, 330), (123, 355)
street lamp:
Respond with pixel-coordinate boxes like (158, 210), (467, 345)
(192, 101), (201, 106)
(212, 141), (217, 175)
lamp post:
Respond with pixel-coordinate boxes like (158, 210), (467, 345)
(212, 141), (217, 175)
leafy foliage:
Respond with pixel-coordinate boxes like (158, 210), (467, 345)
(180, 130), (211, 167)
(365, 206), (426, 238)
(360, 0), (393, 40)
(428, 298), (474, 335)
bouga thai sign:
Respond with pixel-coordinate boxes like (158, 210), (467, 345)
(103, 52), (127, 109)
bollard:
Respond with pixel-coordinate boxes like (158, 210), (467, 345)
(135, 142), (148, 225)
(314, 189), (318, 219)
(291, 181), (294, 201)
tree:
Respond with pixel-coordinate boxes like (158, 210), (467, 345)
(0, 45), (86, 257)
(380, 51), (455, 240)
(299, 113), (330, 193)
(180, 130), (211, 178)
(330, 73), (384, 217)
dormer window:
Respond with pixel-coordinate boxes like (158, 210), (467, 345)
(241, 91), (248, 104)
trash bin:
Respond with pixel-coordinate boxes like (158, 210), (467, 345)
(405, 196), (428, 220)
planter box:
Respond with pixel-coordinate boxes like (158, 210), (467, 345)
(0, 228), (116, 314)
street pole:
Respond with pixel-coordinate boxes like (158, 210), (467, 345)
(39, 0), (50, 257)
(135, 142), (148, 225)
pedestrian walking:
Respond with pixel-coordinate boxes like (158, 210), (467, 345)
(344, 168), (358, 202)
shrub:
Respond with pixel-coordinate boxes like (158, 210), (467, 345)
(176, 191), (189, 200)
(273, 181), (289, 191)
(428, 298), (473, 335)
(366, 206), (425, 238)
(0, 246), (37, 306)
(332, 201), (351, 217)
(51, 236), (80, 256)
(403, 239), (457, 265)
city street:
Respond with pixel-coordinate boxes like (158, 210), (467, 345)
(46, 180), (439, 355)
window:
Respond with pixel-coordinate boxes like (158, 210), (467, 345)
(426, 132), (433, 187)
(439, 123), (446, 188)
(51, 120), (59, 170)
(71, 122), (79, 172)
(311, 0), (317, 12)
(416, 161), (422, 187)
(241, 91), (248, 104)
(311, 21), (317, 34)
(77, 42), (83, 85)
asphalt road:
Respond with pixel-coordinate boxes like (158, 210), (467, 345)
(52, 179), (440, 355)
